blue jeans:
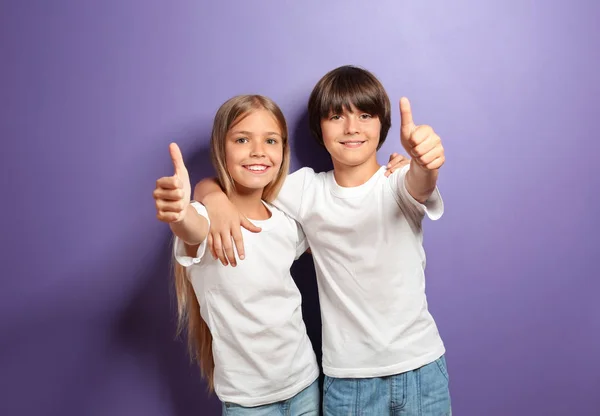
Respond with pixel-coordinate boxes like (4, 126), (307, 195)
(323, 355), (451, 416)
(222, 379), (320, 416)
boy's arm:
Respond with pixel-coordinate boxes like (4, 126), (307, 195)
(193, 178), (261, 267)
(399, 97), (445, 203)
(193, 168), (315, 265)
(292, 219), (309, 260)
(405, 161), (439, 203)
(267, 169), (309, 221)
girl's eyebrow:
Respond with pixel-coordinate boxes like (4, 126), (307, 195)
(230, 130), (282, 137)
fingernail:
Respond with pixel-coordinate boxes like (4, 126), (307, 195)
(239, 255), (245, 260)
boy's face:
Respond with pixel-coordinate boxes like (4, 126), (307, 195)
(320, 105), (381, 168)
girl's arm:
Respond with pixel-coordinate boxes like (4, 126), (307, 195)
(155, 143), (209, 247)
(169, 205), (209, 247)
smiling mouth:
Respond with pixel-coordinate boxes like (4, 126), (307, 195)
(339, 141), (366, 148)
(243, 164), (270, 173)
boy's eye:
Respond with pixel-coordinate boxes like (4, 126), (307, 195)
(360, 114), (373, 119)
(266, 138), (278, 145)
(235, 138), (248, 143)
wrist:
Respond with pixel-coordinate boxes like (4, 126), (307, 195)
(169, 205), (204, 245)
(409, 158), (426, 173)
(170, 203), (193, 225)
(410, 158), (438, 174)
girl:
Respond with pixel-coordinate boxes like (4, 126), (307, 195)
(153, 95), (320, 415)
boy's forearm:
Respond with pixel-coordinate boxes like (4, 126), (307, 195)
(169, 205), (208, 245)
(194, 177), (225, 204)
(405, 160), (439, 203)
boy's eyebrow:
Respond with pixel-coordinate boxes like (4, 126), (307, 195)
(230, 130), (282, 137)
(328, 105), (359, 114)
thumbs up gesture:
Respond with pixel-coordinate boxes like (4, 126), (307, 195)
(153, 143), (192, 223)
(400, 97), (445, 171)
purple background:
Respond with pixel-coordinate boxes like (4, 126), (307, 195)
(2, 1), (599, 415)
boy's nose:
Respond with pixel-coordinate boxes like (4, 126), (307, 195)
(344, 116), (359, 135)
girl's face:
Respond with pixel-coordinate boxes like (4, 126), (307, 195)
(225, 109), (284, 194)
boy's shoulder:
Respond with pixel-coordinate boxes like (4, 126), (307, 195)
(289, 166), (330, 179)
(286, 166), (332, 189)
(263, 202), (301, 228)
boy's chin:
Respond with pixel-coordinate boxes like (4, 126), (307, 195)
(330, 151), (378, 168)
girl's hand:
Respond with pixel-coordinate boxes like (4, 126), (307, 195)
(384, 152), (411, 177)
(154, 143), (191, 223)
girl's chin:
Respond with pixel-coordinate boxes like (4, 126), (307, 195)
(231, 178), (274, 193)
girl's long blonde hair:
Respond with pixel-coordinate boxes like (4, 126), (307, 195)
(174, 95), (290, 392)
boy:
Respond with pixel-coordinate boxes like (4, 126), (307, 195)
(196, 66), (450, 415)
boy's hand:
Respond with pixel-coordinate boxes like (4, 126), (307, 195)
(384, 153), (411, 177)
(153, 143), (191, 223)
(200, 192), (261, 267)
(400, 97), (445, 171)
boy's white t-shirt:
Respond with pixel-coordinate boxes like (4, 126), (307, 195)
(173, 201), (319, 407)
(271, 164), (445, 378)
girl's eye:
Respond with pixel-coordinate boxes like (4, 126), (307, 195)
(360, 114), (372, 120)
(266, 138), (278, 145)
(330, 115), (341, 121)
(235, 138), (248, 143)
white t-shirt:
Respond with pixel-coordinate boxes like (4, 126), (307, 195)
(272, 164), (445, 378)
(173, 201), (319, 407)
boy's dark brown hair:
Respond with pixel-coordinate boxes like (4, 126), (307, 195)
(308, 65), (391, 150)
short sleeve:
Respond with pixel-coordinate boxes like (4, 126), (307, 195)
(172, 201), (210, 267)
(389, 164), (444, 221)
(294, 221), (309, 260)
(271, 167), (316, 222)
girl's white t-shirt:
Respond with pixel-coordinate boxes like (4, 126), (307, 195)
(173, 201), (319, 407)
